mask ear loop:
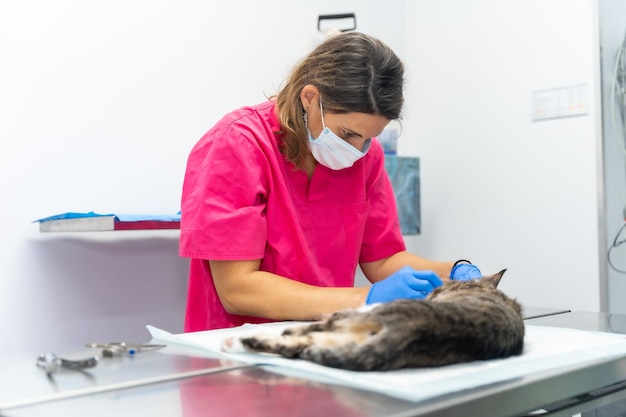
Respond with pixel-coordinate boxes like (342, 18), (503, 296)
(319, 97), (327, 130)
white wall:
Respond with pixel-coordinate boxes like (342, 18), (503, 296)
(0, 0), (406, 354)
(0, 0), (615, 355)
(400, 0), (605, 312)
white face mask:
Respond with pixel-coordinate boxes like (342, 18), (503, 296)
(305, 99), (371, 170)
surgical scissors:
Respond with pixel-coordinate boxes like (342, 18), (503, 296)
(86, 342), (166, 357)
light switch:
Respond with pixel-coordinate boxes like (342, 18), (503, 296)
(531, 84), (588, 121)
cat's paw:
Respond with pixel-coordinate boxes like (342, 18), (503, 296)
(220, 336), (247, 353)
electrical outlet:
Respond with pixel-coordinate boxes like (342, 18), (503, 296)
(531, 84), (588, 121)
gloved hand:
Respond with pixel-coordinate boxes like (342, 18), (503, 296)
(366, 266), (443, 304)
(450, 260), (482, 281)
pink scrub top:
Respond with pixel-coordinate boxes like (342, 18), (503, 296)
(180, 100), (405, 332)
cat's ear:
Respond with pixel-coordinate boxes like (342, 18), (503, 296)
(482, 269), (507, 288)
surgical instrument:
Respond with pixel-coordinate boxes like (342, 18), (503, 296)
(36, 352), (98, 377)
(86, 342), (166, 357)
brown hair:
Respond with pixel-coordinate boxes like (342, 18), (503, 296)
(275, 32), (404, 168)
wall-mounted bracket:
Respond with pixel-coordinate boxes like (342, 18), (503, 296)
(318, 13), (356, 32)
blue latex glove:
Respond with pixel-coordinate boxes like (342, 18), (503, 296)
(366, 266), (443, 304)
(450, 261), (482, 281)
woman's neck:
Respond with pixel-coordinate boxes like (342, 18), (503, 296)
(303, 154), (316, 179)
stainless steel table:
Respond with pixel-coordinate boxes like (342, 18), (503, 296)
(0, 344), (254, 412)
(2, 310), (626, 417)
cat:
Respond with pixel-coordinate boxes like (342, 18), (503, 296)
(221, 269), (524, 372)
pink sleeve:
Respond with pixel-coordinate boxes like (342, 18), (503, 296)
(180, 128), (268, 260)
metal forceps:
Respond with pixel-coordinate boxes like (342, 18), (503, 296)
(36, 352), (99, 378)
(86, 342), (166, 357)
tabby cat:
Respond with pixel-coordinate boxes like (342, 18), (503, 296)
(221, 269), (524, 371)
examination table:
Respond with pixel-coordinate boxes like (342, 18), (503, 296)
(1, 308), (626, 417)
